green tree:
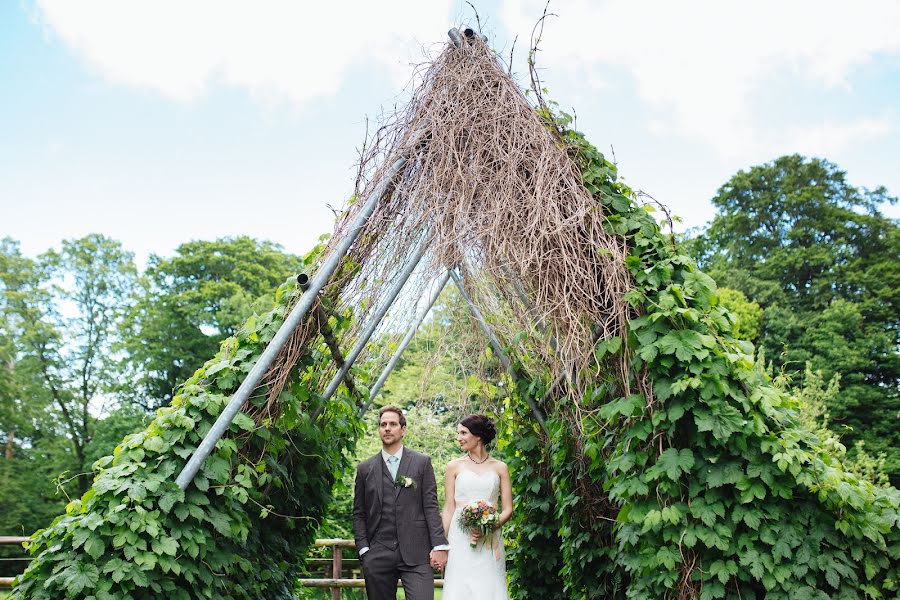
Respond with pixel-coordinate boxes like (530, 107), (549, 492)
(1, 236), (137, 540)
(690, 155), (899, 482)
(43, 235), (138, 493)
(716, 288), (763, 342)
(0, 239), (56, 458)
(0, 235), (138, 497)
(1, 241), (74, 543)
(121, 237), (303, 410)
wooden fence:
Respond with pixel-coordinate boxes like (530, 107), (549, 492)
(0, 536), (29, 590)
(305, 539), (444, 598)
(0, 537), (444, 597)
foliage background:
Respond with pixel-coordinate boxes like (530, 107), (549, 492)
(0, 147), (897, 597)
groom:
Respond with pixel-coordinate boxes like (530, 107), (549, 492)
(353, 405), (449, 600)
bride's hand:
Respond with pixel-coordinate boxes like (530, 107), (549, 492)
(470, 530), (483, 544)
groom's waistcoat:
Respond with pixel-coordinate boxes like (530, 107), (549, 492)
(371, 461), (400, 550)
(352, 448), (448, 567)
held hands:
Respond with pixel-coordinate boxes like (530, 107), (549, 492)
(429, 549), (448, 571)
(469, 529), (483, 545)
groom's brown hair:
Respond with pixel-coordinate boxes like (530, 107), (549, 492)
(379, 405), (407, 427)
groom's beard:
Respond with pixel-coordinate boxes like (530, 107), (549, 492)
(380, 429), (404, 448)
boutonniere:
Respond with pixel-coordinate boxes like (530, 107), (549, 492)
(395, 475), (416, 489)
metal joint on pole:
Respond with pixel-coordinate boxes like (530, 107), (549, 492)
(448, 26), (487, 48)
(450, 268), (548, 432)
(361, 270), (451, 415)
(448, 27), (463, 48)
(174, 158), (406, 491)
(318, 232), (432, 408)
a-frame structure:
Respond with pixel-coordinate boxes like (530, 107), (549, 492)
(11, 27), (899, 600)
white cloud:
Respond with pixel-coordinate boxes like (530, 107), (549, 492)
(783, 116), (893, 157)
(34, 0), (454, 106)
(499, 0), (900, 158)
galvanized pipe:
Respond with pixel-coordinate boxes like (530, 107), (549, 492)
(502, 265), (558, 352)
(448, 27), (463, 48)
(298, 274), (362, 403)
(450, 268), (547, 431)
(320, 234), (431, 403)
(448, 26), (487, 48)
(361, 270), (451, 414)
(450, 268), (515, 378)
(175, 158), (406, 490)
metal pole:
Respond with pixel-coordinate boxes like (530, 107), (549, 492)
(361, 270), (450, 414)
(502, 265), (558, 352)
(298, 274), (362, 403)
(320, 234), (431, 403)
(448, 26), (487, 47)
(450, 268), (547, 431)
(175, 158), (406, 490)
(450, 268), (515, 378)
(448, 27), (463, 48)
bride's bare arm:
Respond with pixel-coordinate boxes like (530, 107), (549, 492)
(442, 463), (457, 536)
(498, 462), (513, 526)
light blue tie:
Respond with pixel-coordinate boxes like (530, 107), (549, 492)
(387, 455), (399, 480)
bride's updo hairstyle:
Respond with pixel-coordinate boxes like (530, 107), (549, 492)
(460, 414), (497, 445)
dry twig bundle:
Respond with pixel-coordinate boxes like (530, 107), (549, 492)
(353, 36), (630, 377)
(262, 33), (634, 407)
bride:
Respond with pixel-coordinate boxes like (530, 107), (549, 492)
(439, 414), (512, 600)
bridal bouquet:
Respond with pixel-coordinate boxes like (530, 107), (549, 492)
(459, 500), (500, 549)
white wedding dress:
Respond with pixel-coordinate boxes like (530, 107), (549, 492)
(441, 469), (509, 600)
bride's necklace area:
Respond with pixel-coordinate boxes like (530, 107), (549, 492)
(467, 452), (489, 464)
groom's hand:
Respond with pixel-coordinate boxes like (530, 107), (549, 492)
(429, 549), (448, 571)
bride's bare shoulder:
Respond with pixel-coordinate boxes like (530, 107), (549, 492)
(490, 458), (510, 476)
(445, 457), (466, 473)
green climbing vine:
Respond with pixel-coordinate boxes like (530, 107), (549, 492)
(500, 106), (900, 599)
(10, 241), (366, 599)
(501, 380), (564, 600)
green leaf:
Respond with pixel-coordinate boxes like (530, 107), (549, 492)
(152, 536), (179, 557)
(232, 412), (255, 432)
(84, 536), (105, 560)
(650, 448), (695, 481)
(705, 462), (743, 488)
(739, 548), (766, 579)
(202, 455), (232, 483)
(102, 558), (131, 584)
(594, 336), (622, 360)
(143, 435), (167, 453)
(206, 509), (232, 537)
(61, 563), (100, 595)
(642, 509), (662, 532)
(158, 487), (185, 513)
(600, 395), (644, 419)
(736, 477), (766, 503)
(127, 481), (147, 503)
(709, 559), (737, 584)
(694, 402), (745, 442)
(71, 527), (91, 549)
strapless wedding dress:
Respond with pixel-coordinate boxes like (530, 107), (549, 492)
(441, 469), (509, 600)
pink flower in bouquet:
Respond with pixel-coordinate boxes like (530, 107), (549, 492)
(459, 500), (500, 548)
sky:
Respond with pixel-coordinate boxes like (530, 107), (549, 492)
(2, 0), (899, 266)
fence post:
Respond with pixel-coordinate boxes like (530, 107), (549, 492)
(332, 545), (342, 600)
